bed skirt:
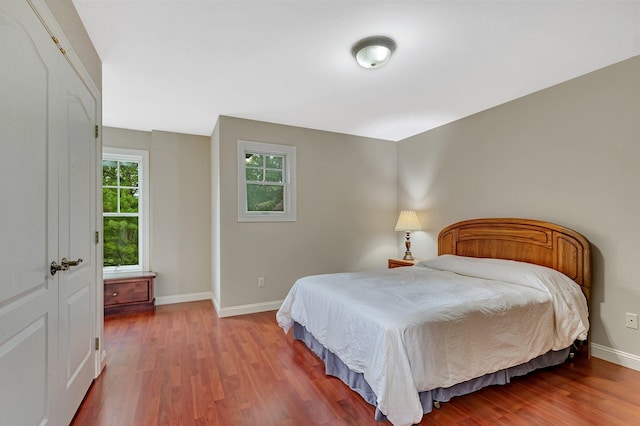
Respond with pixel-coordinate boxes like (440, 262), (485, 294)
(293, 322), (570, 421)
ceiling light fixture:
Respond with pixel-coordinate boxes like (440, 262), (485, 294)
(351, 36), (396, 69)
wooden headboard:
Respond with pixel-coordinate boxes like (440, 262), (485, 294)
(438, 218), (591, 303)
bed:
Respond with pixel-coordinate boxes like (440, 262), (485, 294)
(276, 218), (591, 426)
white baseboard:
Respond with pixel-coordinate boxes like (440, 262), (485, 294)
(155, 291), (213, 306)
(155, 293), (281, 318)
(591, 343), (640, 372)
(99, 350), (107, 375)
(217, 300), (283, 318)
(212, 295), (221, 314)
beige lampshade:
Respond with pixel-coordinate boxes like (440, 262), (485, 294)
(394, 210), (421, 231)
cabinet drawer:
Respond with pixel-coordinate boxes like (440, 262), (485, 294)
(104, 280), (150, 306)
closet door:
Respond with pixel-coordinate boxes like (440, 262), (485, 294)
(0, 0), (63, 424)
(0, 0), (98, 424)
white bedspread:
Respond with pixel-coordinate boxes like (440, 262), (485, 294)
(276, 255), (589, 426)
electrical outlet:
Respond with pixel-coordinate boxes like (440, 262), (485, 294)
(258, 277), (265, 287)
(626, 313), (638, 330)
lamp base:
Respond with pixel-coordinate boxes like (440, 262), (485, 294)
(402, 232), (414, 260)
(402, 252), (414, 261)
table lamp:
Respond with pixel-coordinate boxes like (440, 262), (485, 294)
(394, 210), (421, 260)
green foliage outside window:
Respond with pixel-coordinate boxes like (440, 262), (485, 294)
(247, 184), (284, 211)
(103, 158), (140, 268)
(103, 217), (139, 267)
(245, 153), (284, 212)
(103, 160), (117, 185)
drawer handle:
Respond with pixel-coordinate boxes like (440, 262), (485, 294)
(112, 292), (118, 297)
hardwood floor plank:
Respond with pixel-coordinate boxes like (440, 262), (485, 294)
(71, 301), (640, 425)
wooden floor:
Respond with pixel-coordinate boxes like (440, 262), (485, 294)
(72, 301), (640, 426)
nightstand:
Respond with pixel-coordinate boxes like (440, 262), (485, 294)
(388, 258), (420, 268)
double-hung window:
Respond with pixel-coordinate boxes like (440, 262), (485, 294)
(102, 148), (149, 272)
(238, 140), (296, 222)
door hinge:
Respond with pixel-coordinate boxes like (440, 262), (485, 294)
(95, 337), (100, 351)
(95, 125), (99, 139)
(51, 36), (67, 56)
(95, 231), (99, 244)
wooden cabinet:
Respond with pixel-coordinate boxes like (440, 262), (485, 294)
(388, 258), (420, 268)
(104, 272), (156, 316)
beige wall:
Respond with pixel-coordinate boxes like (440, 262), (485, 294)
(215, 116), (398, 311)
(103, 127), (212, 299)
(398, 55), (640, 361)
(106, 117), (398, 313)
(103, 127), (151, 151)
(45, 0), (101, 91)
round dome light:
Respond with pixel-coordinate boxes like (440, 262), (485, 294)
(351, 36), (396, 69)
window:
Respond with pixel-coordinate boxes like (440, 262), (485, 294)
(102, 148), (149, 272)
(238, 140), (296, 222)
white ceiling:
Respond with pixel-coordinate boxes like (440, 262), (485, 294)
(73, 0), (640, 142)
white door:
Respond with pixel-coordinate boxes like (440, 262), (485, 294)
(0, 0), (98, 424)
(58, 61), (98, 424)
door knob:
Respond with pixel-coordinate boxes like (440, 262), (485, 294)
(50, 261), (64, 276)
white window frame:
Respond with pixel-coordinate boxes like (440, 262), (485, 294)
(102, 147), (150, 273)
(238, 140), (296, 222)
